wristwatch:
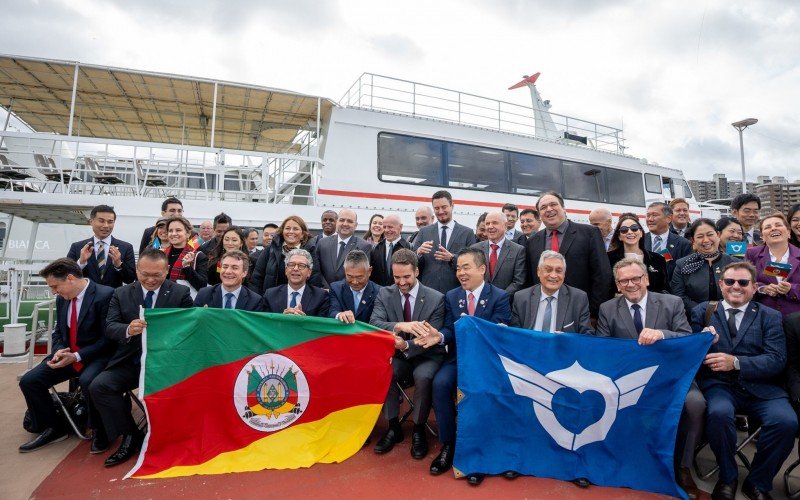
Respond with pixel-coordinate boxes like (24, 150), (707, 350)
(733, 357), (740, 370)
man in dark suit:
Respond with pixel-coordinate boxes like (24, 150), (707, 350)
(472, 211), (525, 297)
(413, 190), (477, 294)
(370, 248), (445, 460)
(198, 212), (232, 255)
(194, 250), (264, 311)
(511, 250), (592, 333)
(525, 191), (612, 319)
(644, 201), (692, 280)
(691, 261), (797, 500)
(370, 214), (410, 286)
(263, 248), (329, 317)
(67, 205), (136, 289)
(19, 259), (115, 453)
(89, 249), (192, 467)
(730, 193), (763, 245)
(308, 210), (338, 248)
(330, 250), (380, 323)
(138, 197), (183, 253)
(501, 203), (524, 241)
(314, 208), (372, 288)
(415, 248), (510, 484)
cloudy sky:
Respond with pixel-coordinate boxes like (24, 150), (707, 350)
(1, 0), (798, 182)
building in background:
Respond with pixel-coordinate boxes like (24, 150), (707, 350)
(690, 174), (800, 216)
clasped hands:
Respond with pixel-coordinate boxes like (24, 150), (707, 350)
(391, 321), (441, 350)
(761, 281), (791, 297)
(47, 348), (78, 369)
(416, 241), (453, 262)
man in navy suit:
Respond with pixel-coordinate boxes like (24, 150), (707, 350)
(67, 205), (136, 289)
(19, 259), (115, 453)
(330, 250), (380, 323)
(263, 248), (329, 317)
(194, 250), (264, 311)
(416, 248), (510, 485)
(691, 261), (797, 500)
(644, 202), (691, 280)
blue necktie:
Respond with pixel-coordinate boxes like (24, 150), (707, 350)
(144, 290), (154, 309)
(290, 291), (299, 308)
(542, 296), (554, 332)
(632, 304), (644, 335)
(652, 235), (663, 254)
(352, 290), (361, 314)
(224, 292), (234, 309)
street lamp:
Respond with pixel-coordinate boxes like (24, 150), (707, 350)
(731, 118), (758, 194)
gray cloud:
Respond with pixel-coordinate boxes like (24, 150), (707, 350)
(368, 34), (424, 61)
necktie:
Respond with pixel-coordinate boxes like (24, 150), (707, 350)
(96, 240), (106, 277)
(727, 308), (740, 338)
(542, 296), (554, 332)
(69, 298), (83, 372)
(467, 292), (476, 316)
(632, 303), (643, 335)
(489, 244), (499, 279)
(224, 292), (234, 309)
(550, 229), (559, 252)
(440, 225), (448, 250)
(289, 291), (299, 308)
(338, 241), (346, 259)
(386, 242), (393, 279)
(144, 290), (155, 309)
(403, 293), (412, 322)
(652, 235), (663, 254)
(352, 290), (361, 314)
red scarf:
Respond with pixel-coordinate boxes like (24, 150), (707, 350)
(162, 245), (194, 281)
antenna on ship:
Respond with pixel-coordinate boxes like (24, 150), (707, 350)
(508, 72), (561, 141)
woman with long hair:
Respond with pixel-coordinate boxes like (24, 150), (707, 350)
(207, 227), (248, 285)
(250, 215), (321, 294)
(363, 214), (385, 246)
(746, 212), (800, 316)
(788, 203), (800, 248)
(606, 212), (668, 293)
(162, 216), (208, 296)
(146, 217), (169, 250)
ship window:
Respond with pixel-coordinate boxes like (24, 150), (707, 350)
(607, 168), (646, 206)
(378, 133), (443, 186)
(446, 143), (508, 192)
(644, 173), (661, 194)
(509, 153), (562, 195)
(562, 162), (607, 203)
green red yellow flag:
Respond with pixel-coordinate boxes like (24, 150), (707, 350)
(126, 308), (395, 479)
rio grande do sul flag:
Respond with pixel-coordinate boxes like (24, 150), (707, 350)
(126, 308), (395, 479)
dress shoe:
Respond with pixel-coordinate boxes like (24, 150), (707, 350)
(503, 470), (520, 479)
(374, 428), (404, 454)
(19, 427), (68, 453)
(676, 466), (700, 499)
(90, 429), (110, 455)
(429, 443), (454, 475)
(104, 432), (144, 467)
(410, 429), (428, 459)
(711, 479), (737, 500)
(467, 473), (484, 486)
(573, 477), (591, 488)
(742, 479), (772, 500)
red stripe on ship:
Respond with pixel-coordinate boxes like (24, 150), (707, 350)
(135, 331), (393, 477)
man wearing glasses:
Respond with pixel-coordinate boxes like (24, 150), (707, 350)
(263, 248), (329, 317)
(691, 261), (796, 500)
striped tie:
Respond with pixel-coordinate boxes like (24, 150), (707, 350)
(96, 240), (107, 277)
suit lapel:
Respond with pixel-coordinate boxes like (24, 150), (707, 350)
(474, 284), (491, 317)
(559, 221), (576, 256)
(733, 304), (758, 350)
(342, 285), (355, 311)
(300, 287), (313, 311)
(412, 287), (427, 321)
(392, 288), (406, 322)
(528, 286), (542, 328)
(77, 281), (94, 326)
(616, 297), (638, 339)
(235, 288), (249, 310)
(494, 242), (510, 277)
(645, 233), (653, 252)
(555, 286), (569, 329)
(645, 294), (660, 328)
(154, 282), (174, 308)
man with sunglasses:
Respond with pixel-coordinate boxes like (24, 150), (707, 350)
(691, 261), (796, 500)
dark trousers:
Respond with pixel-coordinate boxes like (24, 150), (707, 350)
(676, 382), (706, 468)
(704, 385), (797, 491)
(19, 357), (107, 431)
(89, 362), (140, 440)
(384, 353), (441, 425)
(432, 360), (457, 443)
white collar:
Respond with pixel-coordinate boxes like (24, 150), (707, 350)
(466, 281), (485, 300)
(624, 291), (648, 310)
(720, 299), (749, 314)
(488, 237), (505, 249)
(540, 287), (560, 301)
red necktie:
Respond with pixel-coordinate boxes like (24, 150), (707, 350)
(69, 298), (83, 372)
(551, 229), (559, 252)
(468, 292), (476, 316)
(489, 244), (499, 279)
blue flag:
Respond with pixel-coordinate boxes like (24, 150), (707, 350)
(454, 316), (712, 499)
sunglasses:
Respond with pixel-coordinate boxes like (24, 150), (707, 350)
(619, 224), (642, 234)
(721, 278), (751, 287)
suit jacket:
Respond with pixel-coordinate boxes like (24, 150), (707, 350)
(595, 292), (691, 339)
(199, 237), (219, 256)
(105, 280), (193, 369)
(314, 234), (373, 288)
(508, 229), (524, 241)
(440, 284), (510, 361)
(510, 284), (593, 334)
(670, 253), (737, 318)
(369, 282), (445, 360)
(249, 237), (321, 294)
(263, 284), (330, 317)
(139, 226), (156, 254)
(328, 280), (380, 323)
(691, 300), (787, 399)
(413, 221), (477, 294)
(514, 232), (531, 247)
(606, 247), (669, 294)
(370, 238), (411, 286)
(746, 243), (800, 316)
(526, 220), (612, 318)
(194, 284), (265, 311)
(67, 236), (136, 288)
(644, 231), (692, 279)
(471, 239), (526, 296)
(52, 280), (116, 364)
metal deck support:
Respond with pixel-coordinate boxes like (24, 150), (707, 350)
(67, 64), (79, 137)
(210, 82), (218, 149)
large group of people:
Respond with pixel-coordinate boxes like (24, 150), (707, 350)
(17, 190), (800, 500)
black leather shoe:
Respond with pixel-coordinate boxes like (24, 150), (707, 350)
(429, 443), (454, 475)
(410, 429), (428, 459)
(104, 432), (144, 467)
(90, 431), (110, 454)
(573, 477), (591, 488)
(19, 427), (68, 453)
(742, 479), (772, 500)
(711, 479), (737, 500)
(467, 473), (484, 486)
(374, 428), (403, 454)
(503, 470), (520, 479)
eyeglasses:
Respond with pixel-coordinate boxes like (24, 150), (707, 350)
(286, 262), (310, 270)
(722, 278), (751, 287)
(618, 224), (642, 234)
(616, 275), (645, 285)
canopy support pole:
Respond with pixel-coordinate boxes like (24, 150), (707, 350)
(67, 64), (79, 136)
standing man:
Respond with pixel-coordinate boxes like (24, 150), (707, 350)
(199, 212), (232, 255)
(90, 249), (192, 467)
(525, 191), (612, 319)
(19, 259), (115, 453)
(330, 250), (380, 324)
(669, 198), (692, 239)
(515, 208), (541, 245)
(194, 250), (264, 311)
(197, 220), (214, 246)
(502, 203), (523, 241)
(314, 208), (372, 288)
(309, 210), (338, 247)
(263, 249), (329, 317)
(472, 212), (525, 297)
(475, 212), (488, 242)
(644, 202), (692, 280)
(730, 193), (764, 245)
(67, 205), (136, 289)
(139, 197), (183, 253)
(691, 262), (796, 500)
(408, 205), (434, 245)
(588, 207), (614, 251)
(414, 190), (477, 294)
(370, 213), (410, 286)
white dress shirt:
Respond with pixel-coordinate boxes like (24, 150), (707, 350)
(720, 299), (748, 330)
(534, 288), (560, 331)
(625, 292), (649, 327)
(221, 285), (243, 309)
(399, 281), (420, 318)
(287, 284), (306, 306)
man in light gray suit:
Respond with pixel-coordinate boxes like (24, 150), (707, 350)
(314, 208), (372, 288)
(413, 190), (476, 294)
(511, 250), (592, 333)
(370, 248), (445, 461)
(473, 211), (526, 297)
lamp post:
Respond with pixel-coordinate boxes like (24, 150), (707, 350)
(731, 118), (758, 194)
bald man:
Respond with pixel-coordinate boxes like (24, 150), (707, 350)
(588, 207), (614, 251)
(314, 208), (373, 288)
(370, 214), (411, 286)
(471, 212), (526, 296)
(408, 206), (434, 245)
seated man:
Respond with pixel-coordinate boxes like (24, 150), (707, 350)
(194, 250), (264, 311)
(415, 247), (510, 485)
(90, 249), (192, 466)
(19, 259), (115, 453)
(691, 261), (797, 500)
(330, 250), (380, 324)
(511, 250), (592, 333)
(263, 248), (329, 317)
(370, 248), (445, 460)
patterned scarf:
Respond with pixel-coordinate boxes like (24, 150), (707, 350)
(163, 245), (195, 281)
(680, 250), (721, 275)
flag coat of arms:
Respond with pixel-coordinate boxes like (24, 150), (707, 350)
(454, 317), (711, 499)
(127, 309), (395, 479)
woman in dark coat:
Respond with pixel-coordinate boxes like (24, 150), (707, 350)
(607, 212), (668, 293)
(249, 215), (321, 294)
